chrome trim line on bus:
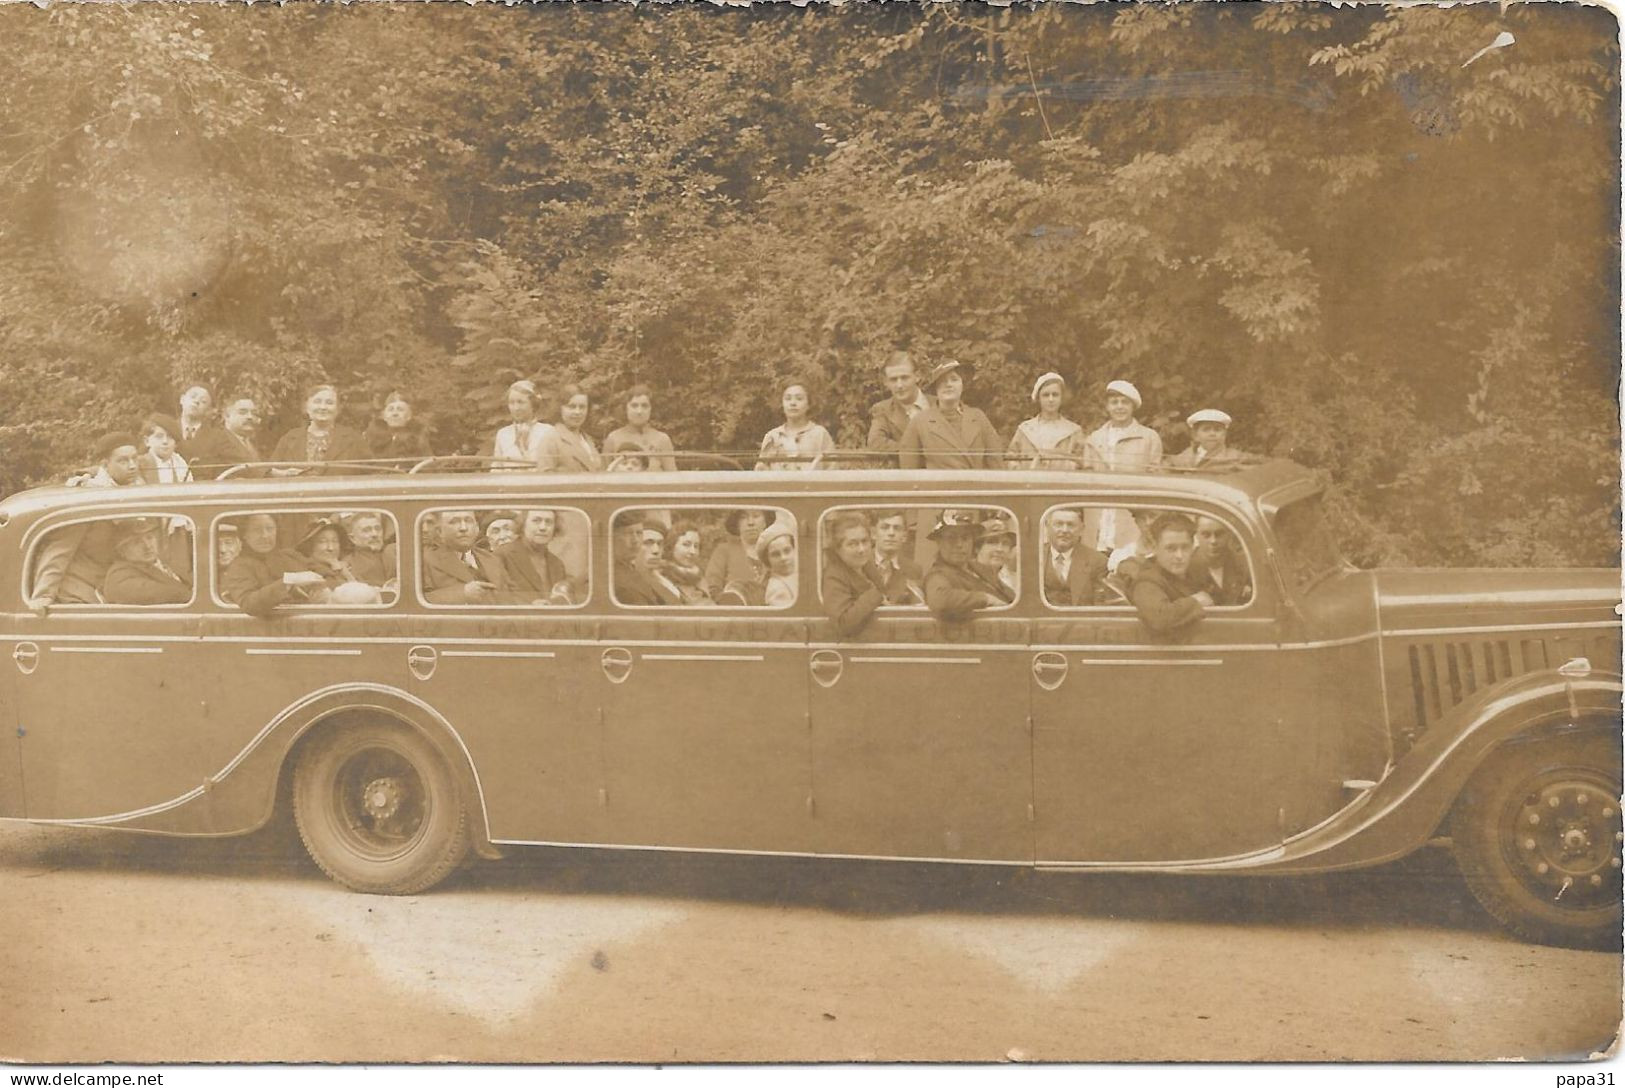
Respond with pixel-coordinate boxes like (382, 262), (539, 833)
(1073, 658), (1222, 667)
(849, 655), (981, 665)
(1381, 620), (1619, 638)
(48, 646), (163, 655)
(26, 786), (209, 826)
(244, 648), (364, 657)
(441, 650), (557, 660)
(1372, 576), (1395, 770)
(641, 652), (764, 662)
(1379, 588), (1622, 608)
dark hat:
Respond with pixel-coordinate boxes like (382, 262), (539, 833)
(614, 510), (647, 534)
(926, 509), (981, 542)
(141, 412), (182, 441)
(480, 509), (521, 535)
(296, 517), (352, 557)
(112, 517), (162, 545)
(923, 359), (972, 393)
(724, 508), (774, 536)
(217, 521), (240, 536)
(93, 432), (139, 462)
(977, 515), (1017, 545)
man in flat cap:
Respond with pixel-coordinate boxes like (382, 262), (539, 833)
(1170, 408), (1242, 468)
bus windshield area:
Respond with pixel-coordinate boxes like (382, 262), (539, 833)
(1270, 494), (1345, 595)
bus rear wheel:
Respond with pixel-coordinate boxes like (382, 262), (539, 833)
(1452, 731), (1622, 950)
(292, 719), (471, 895)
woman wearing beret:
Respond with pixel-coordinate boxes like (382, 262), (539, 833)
(755, 520), (799, 607)
(1007, 372), (1087, 470)
(1084, 379), (1164, 552)
(897, 361), (1003, 470)
(490, 380), (553, 470)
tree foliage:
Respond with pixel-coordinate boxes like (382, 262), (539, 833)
(0, 2), (1616, 567)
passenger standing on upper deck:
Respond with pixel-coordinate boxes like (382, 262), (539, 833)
(1128, 512), (1213, 636)
(1007, 372), (1087, 470)
(536, 384), (603, 473)
(922, 513), (1011, 621)
(174, 384), (214, 463)
(822, 512), (908, 636)
(221, 514), (331, 617)
(703, 508), (769, 600)
(897, 361), (1003, 470)
(271, 385), (370, 475)
(186, 397), (262, 480)
(757, 379), (837, 471)
(136, 414), (192, 484)
(604, 385), (679, 472)
(1168, 408), (1243, 468)
(28, 434), (142, 614)
(490, 380), (552, 470)
(365, 391), (434, 464)
(1085, 379), (1163, 553)
(866, 352), (932, 459)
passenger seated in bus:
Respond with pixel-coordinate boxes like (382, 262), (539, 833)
(976, 514), (1019, 598)
(640, 523), (687, 605)
(216, 522), (243, 571)
(922, 513), (1011, 622)
(662, 521), (712, 605)
(500, 509), (577, 605)
(423, 509), (510, 605)
(1128, 512), (1213, 635)
(871, 510), (924, 604)
(611, 511), (670, 607)
(29, 434), (143, 613)
(1191, 515), (1252, 606)
(221, 514), (332, 617)
(297, 519), (382, 605)
(1042, 508), (1106, 607)
(703, 509), (769, 600)
(754, 521), (799, 607)
(342, 512), (398, 591)
(481, 510), (520, 553)
(1107, 509), (1157, 580)
(102, 518), (192, 605)
(822, 512), (909, 636)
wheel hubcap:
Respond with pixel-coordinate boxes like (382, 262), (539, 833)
(1509, 778), (1622, 907)
(333, 747), (428, 858)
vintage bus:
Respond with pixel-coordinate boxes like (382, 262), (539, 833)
(0, 460), (1618, 948)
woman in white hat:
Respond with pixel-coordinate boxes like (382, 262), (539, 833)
(1007, 372), (1086, 469)
(755, 520), (799, 607)
(897, 360), (1003, 470)
(1084, 379), (1164, 551)
(1170, 408), (1240, 467)
(489, 380), (554, 470)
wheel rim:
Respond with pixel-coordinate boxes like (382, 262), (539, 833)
(330, 744), (431, 861)
(1499, 766), (1623, 911)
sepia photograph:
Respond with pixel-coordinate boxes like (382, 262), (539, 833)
(0, 0), (1619, 1068)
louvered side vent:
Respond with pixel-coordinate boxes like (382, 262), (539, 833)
(1403, 638), (1527, 741)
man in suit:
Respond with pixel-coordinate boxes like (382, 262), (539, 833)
(220, 514), (329, 617)
(423, 509), (510, 605)
(343, 511), (398, 590)
(870, 509), (924, 604)
(1041, 507), (1107, 607)
(1191, 515), (1251, 606)
(611, 511), (668, 606)
(866, 352), (932, 457)
(103, 518), (192, 605)
(186, 397), (263, 479)
(1129, 512), (1213, 637)
(28, 433), (142, 613)
(501, 509), (577, 605)
(174, 384), (214, 458)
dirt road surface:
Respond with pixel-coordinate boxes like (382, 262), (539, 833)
(1, 820), (1617, 1063)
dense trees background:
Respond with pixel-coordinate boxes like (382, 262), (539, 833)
(0, 2), (1616, 568)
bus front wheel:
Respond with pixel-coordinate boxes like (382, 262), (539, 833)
(292, 719), (471, 895)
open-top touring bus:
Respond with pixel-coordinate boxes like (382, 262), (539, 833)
(0, 458), (1618, 948)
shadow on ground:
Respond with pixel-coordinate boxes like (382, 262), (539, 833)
(1, 816), (1517, 943)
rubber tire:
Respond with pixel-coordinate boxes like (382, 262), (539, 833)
(1453, 731), (1622, 950)
(292, 719), (471, 895)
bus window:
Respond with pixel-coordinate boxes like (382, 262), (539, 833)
(610, 506), (795, 608)
(817, 504), (1019, 611)
(1039, 504), (1255, 610)
(417, 506), (590, 608)
(215, 509), (399, 614)
(27, 513), (196, 609)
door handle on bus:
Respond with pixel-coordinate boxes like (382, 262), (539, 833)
(407, 644), (438, 681)
(1032, 651), (1068, 691)
(12, 641), (38, 675)
(601, 647), (634, 685)
(810, 650), (844, 689)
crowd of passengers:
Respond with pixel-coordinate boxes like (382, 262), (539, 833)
(29, 356), (1254, 634)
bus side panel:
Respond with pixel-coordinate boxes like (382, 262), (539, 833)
(0, 621), (20, 818)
